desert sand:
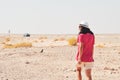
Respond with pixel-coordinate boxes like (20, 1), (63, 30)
(0, 34), (120, 80)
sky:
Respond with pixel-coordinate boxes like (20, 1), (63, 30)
(0, 0), (120, 34)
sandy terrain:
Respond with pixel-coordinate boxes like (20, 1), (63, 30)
(0, 34), (120, 80)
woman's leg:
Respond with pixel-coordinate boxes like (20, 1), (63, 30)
(85, 69), (92, 80)
(77, 67), (82, 80)
(76, 63), (82, 80)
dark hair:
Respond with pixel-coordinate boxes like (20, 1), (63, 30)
(79, 26), (94, 35)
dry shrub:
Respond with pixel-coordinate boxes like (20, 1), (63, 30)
(0, 37), (10, 45)
(59, 37), (65, 41)
(5, 37), (10, 42)
(33, 40), (38, 43)
(3, 42), (32, 48)
(1, 42), (6, 44)
(44, 37), (47, 39)
(54, 38), (59, 41)
(96, 44), (105, 48)
(39, 36), (47, 40)
(14, 42), (32, 48)
(54, 37), (65, 41)
(40, 40), (44, 42)
(68, 37), (77, 46)
(3, 44), (13, 48)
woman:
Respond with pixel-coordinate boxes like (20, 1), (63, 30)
(76, 21), (95, 80)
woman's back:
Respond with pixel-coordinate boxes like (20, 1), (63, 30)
(78, 33), (94, 62)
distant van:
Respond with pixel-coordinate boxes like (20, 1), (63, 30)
(24, 33), (30, 37)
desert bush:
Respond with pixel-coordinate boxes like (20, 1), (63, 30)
(58, 37), (65, 41)
(14, 42), (32, 48)
(0, 42), (6, 44)
(40, 40), (44, 42)
(33, 40), (38, 43)
(54, 38), (59, 41)
(39, 36), (47, 40)
(3, 44), (13, 48)
(0, 37), (10, 45)
(3, 42), (32, 48)
(96, 43), (105, 48)
(5, 37), (10, 42)
(54, 37), (65, 41)
(68, 37), (77, 46)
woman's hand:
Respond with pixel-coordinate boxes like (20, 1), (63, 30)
(76, 61), (81, 71)
(78, 60), (81, 64)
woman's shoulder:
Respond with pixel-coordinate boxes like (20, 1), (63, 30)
(78, 33), (84, 36)
(79, 33), (94, 37)
(78, 34), (84, 38)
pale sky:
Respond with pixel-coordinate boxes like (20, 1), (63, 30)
(0, 0), (120, 34)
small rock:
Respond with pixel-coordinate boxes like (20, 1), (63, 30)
(104, 67), (110, 70)
(63, 68), (68, 71)
(111, 68), (115, 71)
(118, 67), (120, 69)
(73, 69), (76, 72)
(111, 72), (113, 74)
(34, 51), (37, 53)
(118, 52), (120, 54)
(113, 49), (116, 50)
(66, 76), (69, 78)
(25, 62), (30, 64)
(40, 49), (43, 53)
(112, 72), (116, 74)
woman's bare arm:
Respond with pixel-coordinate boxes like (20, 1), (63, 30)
(78, 42), (83, 63)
